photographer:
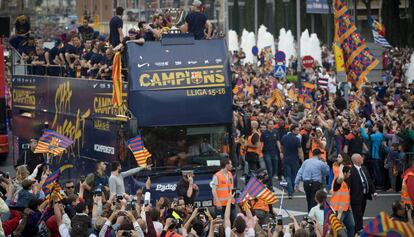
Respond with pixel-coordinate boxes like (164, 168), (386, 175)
(305, 127), (327, 161)
(16, 138), (45, 174)
(177, 170), (199, 205)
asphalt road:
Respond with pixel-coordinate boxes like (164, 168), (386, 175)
(0, 137), (401, 228)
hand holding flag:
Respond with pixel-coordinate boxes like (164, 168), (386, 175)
(34, 129), (74, 156)
(127, 134), (152, 167)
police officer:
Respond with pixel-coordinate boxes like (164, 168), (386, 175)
(294, 149), (329, 212)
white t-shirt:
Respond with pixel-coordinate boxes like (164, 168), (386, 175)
(225, 227), (255, 237)
(308, 205), (324, 227)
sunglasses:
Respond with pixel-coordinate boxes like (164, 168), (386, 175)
(65, 186), (74, 189)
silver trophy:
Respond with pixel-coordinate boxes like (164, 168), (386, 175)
(163, 8), (185, 33)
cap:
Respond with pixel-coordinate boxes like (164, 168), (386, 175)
(312, 149), (322, 156)
(192, 0), (202, 7)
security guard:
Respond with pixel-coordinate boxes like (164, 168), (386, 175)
(211, 158), (234, 217)
(245, 120), (263, 171)
(401, 160), (414, 207)
(331, 165), (355, 237)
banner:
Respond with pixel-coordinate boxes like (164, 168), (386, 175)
(11, 75), (128, 162)
(127, 39), (233, 127)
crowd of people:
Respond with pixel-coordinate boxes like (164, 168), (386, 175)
(229, 42), (414, 236)
(8, 0), (212, 80)
(2, 0), (414, 237)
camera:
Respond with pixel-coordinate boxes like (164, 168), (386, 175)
(276, 215), (283, 225)
(22, 143), (30, 150)
(122, 231), (131, 237)
(198, 207), (206, 213)
(116, 194), (123, 202)
(280, 181), (288, 188)
(93, 184), (102, 196)
(169, 218), (178, 229)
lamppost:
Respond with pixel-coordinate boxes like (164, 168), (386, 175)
(283, 0), (290, 29)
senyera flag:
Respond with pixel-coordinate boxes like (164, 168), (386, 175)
(34, 129), (74, 156)
(112, 51), (123, 107)
(127, 134), (151, 167)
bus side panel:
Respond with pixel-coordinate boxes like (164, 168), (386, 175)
(11, 75), (128, 181)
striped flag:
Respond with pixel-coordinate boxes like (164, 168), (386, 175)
(334, 0), (379, 88)
(236, 176), (277, 206)
(112, 51), (123, 107)
(34, 129), (74, 156)
(267, 89), (284, 108)
(232, 79), (244, 95)
(127, 135), (151, 167)
(361, 212), (414, 237)
(369, 17), (391, 48)
(42, 164), (74, 196)
(323, 201), (344, 237)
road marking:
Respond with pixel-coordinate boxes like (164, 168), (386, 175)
(272, 187), (401, 198)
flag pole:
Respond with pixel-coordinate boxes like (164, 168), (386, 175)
(278, 188), (285, 215)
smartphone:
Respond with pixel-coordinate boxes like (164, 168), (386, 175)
(277, 215), (283, 225)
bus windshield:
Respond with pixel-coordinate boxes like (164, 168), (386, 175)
(142, 125), (229, 173)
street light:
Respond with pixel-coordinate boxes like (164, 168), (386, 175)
(296, 0), (301, 72)
(283, 0), (290, 30)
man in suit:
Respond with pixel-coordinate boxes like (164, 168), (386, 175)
(349, 153), (378, 233)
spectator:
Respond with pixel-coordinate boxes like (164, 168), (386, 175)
(360, 123), (386, 190)
(401, 159), (414, 207)
(180, 0), (212, 40)
(390, 201), (413, 224)
(176, 170), (199, 205)
(261, 120), (279, 186)
(63, 180), (76, 197)
(308, 190), (327, 228)
(109, 7), (124, 47)
(281, 125), (304, 199)
(71, 202), (90, 237)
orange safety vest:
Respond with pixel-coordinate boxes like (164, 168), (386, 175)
(213, 170), (234, 207)
(309, 140), (326, 161)
(401, 170), (414, 205)
(247, 132), (263, 157)
(251, 198), (270, 212)
(330, 177), (350, 212)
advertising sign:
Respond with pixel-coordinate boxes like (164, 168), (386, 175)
(306, 0), (330, 14)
